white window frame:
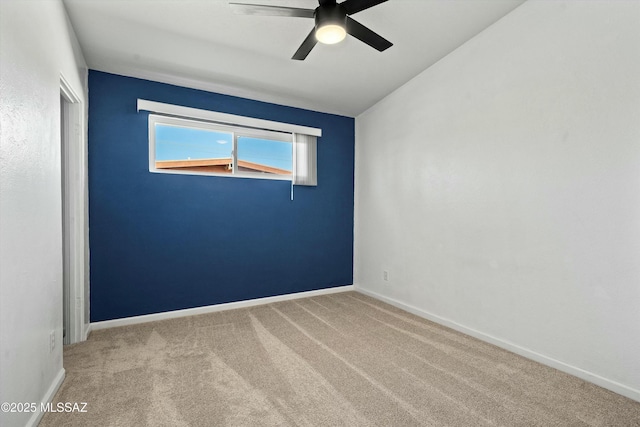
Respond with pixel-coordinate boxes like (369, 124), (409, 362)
(138, 99), (321, 186)
(148, 114), (294, 181)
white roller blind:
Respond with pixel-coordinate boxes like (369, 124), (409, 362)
(293, 133), (317, 186)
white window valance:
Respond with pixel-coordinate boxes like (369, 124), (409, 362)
(137, 99), (321, 137)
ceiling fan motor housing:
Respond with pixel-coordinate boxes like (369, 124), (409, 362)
(315, 4), (347, 32)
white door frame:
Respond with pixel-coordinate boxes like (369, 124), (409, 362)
(60, 74), (89, 344)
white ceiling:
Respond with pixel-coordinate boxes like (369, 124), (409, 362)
(63, 0), (525, 117)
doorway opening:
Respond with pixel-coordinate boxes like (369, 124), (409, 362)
(60, 75), (89, 345)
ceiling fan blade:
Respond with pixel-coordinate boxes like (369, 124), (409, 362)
(229, 3), (315, 18)
(341, 0), (388, 15)
(292, 29), (318, 60)
(346, 17), (392, 52)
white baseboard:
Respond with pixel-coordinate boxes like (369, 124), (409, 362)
(83, 323), (92, 341)
(92, 285), (355, 331)
(355, 286), (640, 403)
(26, 368), (65, 427)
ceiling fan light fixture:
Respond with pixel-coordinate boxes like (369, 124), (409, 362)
(315, 24), (346, 44)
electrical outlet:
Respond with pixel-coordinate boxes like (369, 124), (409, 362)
(383, 270), (389, 282)
(49, 330), (55, 353)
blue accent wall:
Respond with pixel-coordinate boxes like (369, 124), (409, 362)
(88, 71), (354, 322)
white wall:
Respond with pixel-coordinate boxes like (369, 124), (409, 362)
(355, 0), (640, 401)
(0, 1), (87, 426)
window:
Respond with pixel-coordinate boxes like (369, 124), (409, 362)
(149, 115), (293, 180)
(139, 99), (319, 186)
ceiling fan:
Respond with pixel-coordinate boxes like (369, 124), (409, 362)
(230, 0), (392, 60)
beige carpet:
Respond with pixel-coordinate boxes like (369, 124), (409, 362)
(41, 292), (640, 426)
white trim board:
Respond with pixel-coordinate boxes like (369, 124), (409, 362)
(25, 368), (65, 427)
(355, 286), (640, 403)
(137, 99), (322, 137)
(92, 285), (354, 330)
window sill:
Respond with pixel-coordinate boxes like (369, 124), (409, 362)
(149, 168), (292, 182)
